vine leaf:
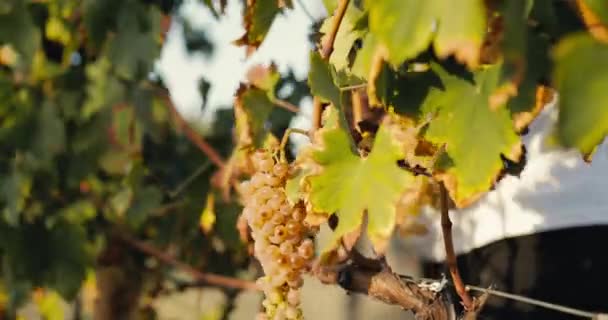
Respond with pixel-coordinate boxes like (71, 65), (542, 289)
(234, 86), (275, 148)
(578, 0), (608, 43)
(235, 0), (281, 53)
(369, 63), (443, 117)
(1, 169), (32, 226)
(82, 57), (125, 119)
(553, 34), (608, 159)
(108, 2), (160, 81)
(308, 52), (341, 106)
(319, 1), (365, 71)
(246, 64), (280, 96)
(422, 63), (521, 207)
(0, 1), (39, 69)
(305, 107), (414, 253)
(367, 0), (486, 68)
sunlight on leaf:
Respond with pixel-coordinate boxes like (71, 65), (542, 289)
(422, 64), (521, 207)
(306, 107), (413, 253)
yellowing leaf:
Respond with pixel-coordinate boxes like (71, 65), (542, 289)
(578, 0), (608, 43)
(319, 1), (365, 71)
(367, 0), (485, 68)
(306, 107), (414, 253)
(422, 64), (522, 207)
(234, 86), (275, 148)
(553, 33), (608, 158)
(34, 290), (65, 320)
(235, 0), (280, 53)
(200, 192), (216, 234)
(246, 64), (280, 94)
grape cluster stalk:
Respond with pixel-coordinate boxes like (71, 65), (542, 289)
(240, 151), (315, 320)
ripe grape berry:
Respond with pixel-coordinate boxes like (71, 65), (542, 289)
(240, 150), (314, 320)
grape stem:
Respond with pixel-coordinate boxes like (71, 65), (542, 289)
(312, 0), (351, 131)
(116, 232), (259, 291)
(279, 128), (311, 162)
(440, 183), (474, 310)
(272, 98), (300, 113)
(155, 88), (226, 168)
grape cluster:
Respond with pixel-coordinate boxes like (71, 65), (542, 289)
(240, 151), (314, 320)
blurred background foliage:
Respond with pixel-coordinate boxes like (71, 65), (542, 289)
(0, 0), (310, 318)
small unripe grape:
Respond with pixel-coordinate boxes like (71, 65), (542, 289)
(269, 226), (288, 244)
(265, 244), (280, 258)
(279, 242), (294, 255)
(240, 180), (253, 196)
(285, 220), (301, 236)
(276, 254), (289, 267)
(266, 196), (282, 211)
(256, 312), (268, 320)
(261, 158), (275, 172)
(287, 289), (300, 306)
(261, 173), (281, 187)
(268, 289), (283, 304)
(285, 305), (299, 319)
(279, 204), (291, 216)
(287, 277), (303, 289)
(257, 210), (272, 222)
(298, 239), (314, 259)
(250, 174), (266, 189)
(255, 186), (274, 202)
(261, 223), (275, 236)
(271, 212), (285, 225)
(272, 163), (289, 178)
(289, 255), (305, 269)
(274, 306), (287, 320)
(291, 208), (304, 221)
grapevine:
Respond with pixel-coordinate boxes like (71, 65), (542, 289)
(1, 0), (608, 319)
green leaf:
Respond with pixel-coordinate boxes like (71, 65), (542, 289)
(308, 51), (341, 106)
(553, 33), (608, 157)
(236, 0), (280, 49)
(56, 201), (97, 225)
(109, 188), (133, 218)
(83, 0), (122, 49)
(307, 107), (413, 252)
(0, 1), (40, 68)
(246, 64), (280, 97)
(367, 0), (485, 67)
(505, 32), (553, 131)
(82, 57), (125, 119)
(1, 169), (32, 226)
(422, 64), (521, 206)
(44, 223), (91, 299)
(126, 186), (162, 228)
(210, 192), (243, 251)
(351, 33), (379, 78)
(319, 2), (365, 71)
(33, 102), (66, 164)
(35, 290), (65, 320)
(370, 63), (443, 117)
(0, 222), (91, 301)
(234, 87), (275, 148)
(108, 2), (160, 80)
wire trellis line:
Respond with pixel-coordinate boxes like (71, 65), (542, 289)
(465, 284), (608, 320)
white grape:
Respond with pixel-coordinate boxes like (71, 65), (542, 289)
(239, 150), (315, 320)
